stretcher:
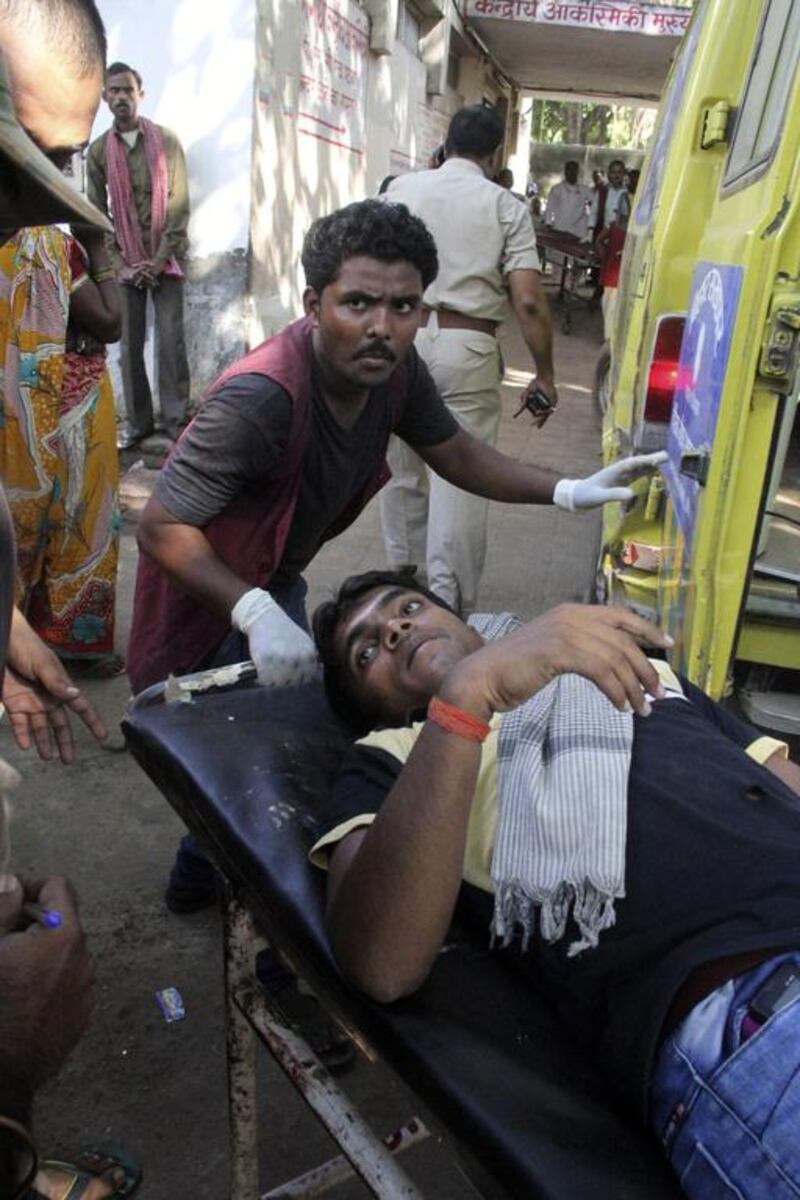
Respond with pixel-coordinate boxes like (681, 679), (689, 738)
(123, 679), (682, 1200)
(535, 229), (599, 335)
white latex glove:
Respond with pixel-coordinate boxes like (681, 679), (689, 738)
(231, 588), (319, 687)
(553, 451), (668, 512)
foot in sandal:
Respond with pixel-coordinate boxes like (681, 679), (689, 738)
(30, 1148), (141, 1199)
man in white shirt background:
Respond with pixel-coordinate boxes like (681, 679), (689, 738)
(591, 157), (627, 237)
(381, 105), (557, 615)
(545, 160), (592, 242)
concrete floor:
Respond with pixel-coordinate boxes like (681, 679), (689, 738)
(10, 295), (605, 1199)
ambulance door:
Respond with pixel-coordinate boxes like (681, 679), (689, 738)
(658, 0), (800, 699)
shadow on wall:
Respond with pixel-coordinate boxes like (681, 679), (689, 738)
(105, 249), (248, 423)
(251, 0), (387, 338)
(185, 249), (249, 400)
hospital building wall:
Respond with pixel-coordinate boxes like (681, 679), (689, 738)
(248, 0), (511, 341)
(90, 0), (512, 402)
(92, 0), (255, 403)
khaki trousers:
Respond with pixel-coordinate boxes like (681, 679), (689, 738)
(379, 314), (502, 613)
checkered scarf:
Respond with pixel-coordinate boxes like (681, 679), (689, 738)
(105, 118), (184, 278)
(469, 613), (633, 958)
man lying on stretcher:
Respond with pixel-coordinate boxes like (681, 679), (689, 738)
(308, 570), (800, 1200)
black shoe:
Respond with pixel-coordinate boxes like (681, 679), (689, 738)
(165, 835), (217, 913)
(117, 427), (154, 451)
(116, 432), (141, 451)
(164, 881), (217, 914)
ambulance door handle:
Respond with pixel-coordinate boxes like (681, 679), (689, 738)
(701, 101), (731, 149)
(679, 450), (710, 486)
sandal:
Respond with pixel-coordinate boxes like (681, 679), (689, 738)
(30, 1147), (141, 1199)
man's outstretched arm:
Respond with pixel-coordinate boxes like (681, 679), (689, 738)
(417, 426), (667, 510)
(507, 268), (557, 420)
(327, 604), (672, 1001)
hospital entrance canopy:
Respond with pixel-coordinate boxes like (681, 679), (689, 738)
(461, 1), (693, 103)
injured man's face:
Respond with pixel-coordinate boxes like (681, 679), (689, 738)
(331, 586), (483, 727)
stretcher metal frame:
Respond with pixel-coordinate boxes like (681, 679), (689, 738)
(220, 884), (430, 1200)
(123, 679), (682, 1200)
(536, 228), (599, 334)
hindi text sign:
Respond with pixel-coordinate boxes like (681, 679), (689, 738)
(299, 0), (369, 154)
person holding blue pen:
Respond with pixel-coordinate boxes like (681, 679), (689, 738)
(21, 901), (63, 928)
(0, 0), (142, 1194)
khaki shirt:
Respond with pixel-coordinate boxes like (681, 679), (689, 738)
(86, 124), (190, 270)
(385, 158), (541, 323)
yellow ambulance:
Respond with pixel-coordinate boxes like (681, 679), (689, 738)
(597, 0), (800, 730)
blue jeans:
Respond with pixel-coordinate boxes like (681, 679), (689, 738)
(650, 951), (800, 1199)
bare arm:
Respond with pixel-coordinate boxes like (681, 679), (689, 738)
(327, 719), (482, 1002)
(418, 430), (666, 511)
(417, 426), (559, 504)
(327, 604), (671, 1001)
(69, 283), (120, 342)
(136, 496), (251, 617)
(68, 227), (121, 343)
(508, 268), (556, 400)
(763, 750), (800, 797)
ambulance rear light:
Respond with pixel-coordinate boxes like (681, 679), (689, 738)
(644, 317), (685, 424)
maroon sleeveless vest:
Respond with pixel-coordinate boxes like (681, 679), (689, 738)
(127, 316), (406, 693)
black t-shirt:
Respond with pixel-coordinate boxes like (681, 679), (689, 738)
(316, 678), (800, 1116)
(155, 347), (457, 583)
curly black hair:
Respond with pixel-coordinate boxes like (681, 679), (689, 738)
(301, 200), (439, 295)
(312, 569), (456, 736)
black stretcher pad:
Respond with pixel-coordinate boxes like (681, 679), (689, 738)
(124, 682), (681, 1200)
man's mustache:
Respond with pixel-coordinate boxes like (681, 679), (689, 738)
(355, 343), (396, 362)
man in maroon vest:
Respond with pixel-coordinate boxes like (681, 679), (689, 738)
(130, 199), (663, 698)
(130, 199), (663, 909)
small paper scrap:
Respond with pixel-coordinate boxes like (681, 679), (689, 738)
(155, 987), (186, 1023)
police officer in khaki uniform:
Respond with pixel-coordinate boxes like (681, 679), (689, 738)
(381, 104), (557, 613)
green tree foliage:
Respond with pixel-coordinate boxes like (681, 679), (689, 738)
(531, 98), (656, 150)
(528, 0), (692, 148)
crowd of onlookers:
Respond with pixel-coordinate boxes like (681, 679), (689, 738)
(535, 158), (641, 337)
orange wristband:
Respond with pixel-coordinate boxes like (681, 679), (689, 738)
(427, 695), (490, 743)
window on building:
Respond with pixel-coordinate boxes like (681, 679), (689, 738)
(723, 0), (800, 190)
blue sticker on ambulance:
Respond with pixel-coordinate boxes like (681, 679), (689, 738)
(662, 262), (744, 547)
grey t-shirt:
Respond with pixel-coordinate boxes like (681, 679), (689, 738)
(155, 347), (458, 584)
